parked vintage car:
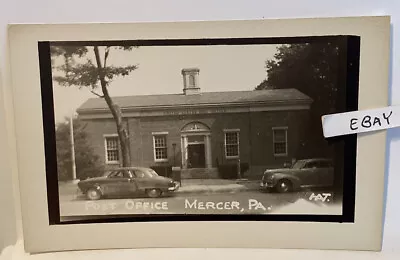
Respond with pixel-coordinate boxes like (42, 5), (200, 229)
(259, 158), (334, 193)
(77, 167), (180, 200)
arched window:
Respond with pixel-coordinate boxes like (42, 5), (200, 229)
(188, 74), (196, 87)
(181, 121), (210, 132)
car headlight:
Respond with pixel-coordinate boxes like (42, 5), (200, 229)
(266, 175), (275, 182)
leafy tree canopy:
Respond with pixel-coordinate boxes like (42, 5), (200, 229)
(51, 45), (138, 95)
(256, 42), (341, 158)
(56, 117), (103, 181)
(51, 45), (139, 167)
(256, 42), (340, 114)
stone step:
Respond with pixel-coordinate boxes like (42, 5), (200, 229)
(181, 168), (219, 179)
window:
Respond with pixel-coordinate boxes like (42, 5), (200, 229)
(305, 161), (319, 168)
(134, 169), (159, 178)
(153, 134), (168, 161)
(291, 160), (306, 169)
(134, 170), (146, 178)
(108, 170), (130, 178)
(108, 171), (120, 178)
(319, 161), (333, 168)
(188, 74), (196, 87)
(224, 130), (240, 158)
(105, 135), (119, 164)
(308, 160), (333, 168)
(273, 127), (288, 156)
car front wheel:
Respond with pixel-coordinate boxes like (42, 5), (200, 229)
(86, 188), (102, 200)
(275, 179), (292, 193)
(146, 188), (162, 198)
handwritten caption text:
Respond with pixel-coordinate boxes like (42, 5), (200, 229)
(322, 106), (399, 138)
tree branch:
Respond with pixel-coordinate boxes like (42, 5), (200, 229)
(90, 90), (104, 98)
(93, 46), (120, 125)
(104, 46), (110, 68)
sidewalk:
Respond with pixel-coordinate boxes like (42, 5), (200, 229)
(58, 178), (261, 196)
(177, 179), (260, 194)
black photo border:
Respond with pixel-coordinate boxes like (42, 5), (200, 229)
(38, 35), (360, 225)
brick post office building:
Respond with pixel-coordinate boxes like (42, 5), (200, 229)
(76, 68), (313, 179)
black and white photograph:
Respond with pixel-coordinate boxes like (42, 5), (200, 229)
(45, 36), (358, 223)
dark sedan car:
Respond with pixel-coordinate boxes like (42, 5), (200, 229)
(259, 159), (334, 193)
(77, 167), (180, 200)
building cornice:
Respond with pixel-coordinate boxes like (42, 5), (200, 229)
(77, 100), (312, 120)
(78, 99), (311, 113)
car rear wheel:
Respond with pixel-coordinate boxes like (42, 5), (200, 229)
(146, 188), (162, 198)
(86, 188), (102, 200)
(275, 179), (292, 193)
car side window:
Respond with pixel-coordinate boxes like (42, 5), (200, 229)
(125, 170), (135, 178)
(315, 162), (322, 168)
(108, 171), (118, 178)
(109, 171), (125, 178)
(122, 171), (131, 178)
(305, 162), (318, 168)
(318, 161), (330, 168)
(135, 170), (146, 178)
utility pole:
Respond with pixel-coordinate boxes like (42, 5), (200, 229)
(70, 113), (77, 181)
(237, 133), (241, 179)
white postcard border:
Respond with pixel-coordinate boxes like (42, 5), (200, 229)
(7, 16), (390, 252)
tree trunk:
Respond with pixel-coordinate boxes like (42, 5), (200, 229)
(93, 46), (131, 167)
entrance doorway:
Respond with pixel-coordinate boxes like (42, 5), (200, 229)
(187, 143), (206, 168)
(181, 122), (212, 169)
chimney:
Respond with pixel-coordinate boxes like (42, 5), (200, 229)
(181, 68), (200, 95)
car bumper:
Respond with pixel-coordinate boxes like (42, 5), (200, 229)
(167, 182), (180, 192)
(259, 181), (275, 189)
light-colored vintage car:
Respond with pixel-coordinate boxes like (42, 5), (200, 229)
(77, 167), (180, 200)
(259, 158), (334, 193)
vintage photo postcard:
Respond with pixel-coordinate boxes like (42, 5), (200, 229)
(53, 39), (350, 221)
(6, 16), (390, 253)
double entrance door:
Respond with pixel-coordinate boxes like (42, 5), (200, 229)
(187, 143), (206, 168)
(181, 132), (212, 169)
(184, 134), (208, 169)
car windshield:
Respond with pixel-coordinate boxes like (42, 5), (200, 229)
(291, 160), (306, 169)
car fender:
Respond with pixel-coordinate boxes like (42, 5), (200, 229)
(143, 182), (170, 191)
(90, 183), (104, 195)
(78, 180), (103, 192)
(136, 178), (171, 190)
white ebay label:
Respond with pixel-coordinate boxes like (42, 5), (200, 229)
(322, 106), (397, 138)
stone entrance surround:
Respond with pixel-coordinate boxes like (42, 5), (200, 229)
(180, 122), (212, 170)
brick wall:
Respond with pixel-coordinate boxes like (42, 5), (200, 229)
(79, 109), (310, 176)
(79, 118), (121, 170)
(131, 113), (257, 169)
(247, 110), (310, 176)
